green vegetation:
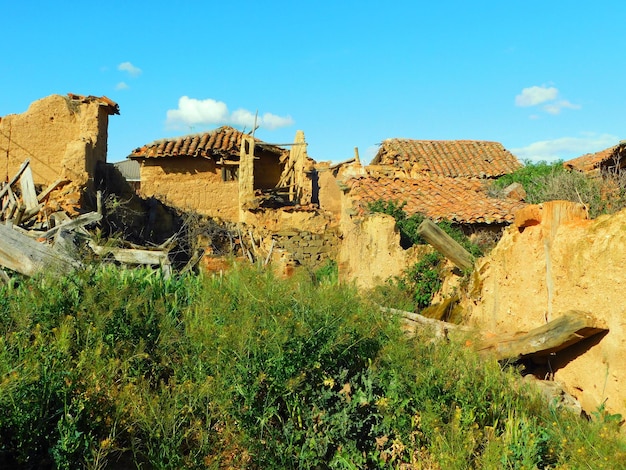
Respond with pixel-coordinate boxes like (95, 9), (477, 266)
(1, 265), (624, 468)
(491, 160), (626, 218)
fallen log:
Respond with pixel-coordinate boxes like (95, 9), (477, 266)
(88, 242), (170, 266)
(475, 310), (608, 361)
(385, 306), (608, 364)
(0, 223), (82, 276)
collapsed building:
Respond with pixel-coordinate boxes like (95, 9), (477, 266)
(1, 93), (526, 281)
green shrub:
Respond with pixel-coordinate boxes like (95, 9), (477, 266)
(314, 259), (338, 285)
(398, 252), (443, 310)
(490, 160), (565, 196)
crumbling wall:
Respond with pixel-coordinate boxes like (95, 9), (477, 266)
(0, 94), (117, 189)
(465, 202), (626, 418)
(138, 156), (239, 222)
(316, 166), (343, 220)
(338, 213), (420, 289)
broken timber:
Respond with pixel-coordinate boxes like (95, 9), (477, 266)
(0, 223), (82, 276)
(476, 310), (608, 361)
(417, 219), (474, 271)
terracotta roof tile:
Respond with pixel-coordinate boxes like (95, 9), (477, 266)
(345, 175), (526, 224)
(563, 142), (626, 172)
(129, 126), (285, 160)
(371, 139), (522, 178)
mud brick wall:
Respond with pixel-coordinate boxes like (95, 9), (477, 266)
(272, 228), (341, 269)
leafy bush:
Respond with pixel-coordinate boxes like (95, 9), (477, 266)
(490, 160), (565, 197)
(314, 259), (338, 285)
(397, 252), (443, 309)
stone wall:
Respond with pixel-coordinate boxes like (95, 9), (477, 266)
(271, 228), (341, 270)
(138, 156), (239, 221)
(0, 94), (117, 189)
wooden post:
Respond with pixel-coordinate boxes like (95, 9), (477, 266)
(19, 166), (38, 211)
(288, 130), (306, 203)
(238, 134), (255, 220)
(416, 219), (474, 271)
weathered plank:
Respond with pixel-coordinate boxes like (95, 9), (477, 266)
(42, 211), (102, 239)
(0, 223), (82, 276)
(417, 219), (474, 271)
(0, 159), (30, 200)
(381, 306), (474, 341)
(88, 241), (170, 266)
(19, 166), (39, 211)
(475, 310), (608, 360)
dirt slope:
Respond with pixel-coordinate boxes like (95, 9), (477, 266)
(464, 202), (626, 418)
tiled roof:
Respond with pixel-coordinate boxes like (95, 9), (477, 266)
(563, 142), (626, 172)
(129, 126), (284, 160)
(345, 175), (526, 224)
(370, 139), (522, 178)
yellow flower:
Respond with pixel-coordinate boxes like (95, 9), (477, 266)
(100, 438), (113, 450)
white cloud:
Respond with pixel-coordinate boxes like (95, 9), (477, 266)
(118, 61), (142, 77)
(511, 133), (619, 162)
(115, 81), (129, 90)
(165, 96), (294, 131)
(260, 112), (296, 130)
(515, 86), (558, 107)
(515, 85), (580, 117)
(543, 100), (581, 115)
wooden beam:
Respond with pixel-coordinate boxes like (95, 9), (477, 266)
(37, 178), (70, 203)
(417, 219), (474, 271)
(88, 242), (170, 266)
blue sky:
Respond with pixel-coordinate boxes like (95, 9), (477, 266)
(2, 1), (625, 164)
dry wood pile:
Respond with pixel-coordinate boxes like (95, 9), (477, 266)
(0, 159), (172, 280)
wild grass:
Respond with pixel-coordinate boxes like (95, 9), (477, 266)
(1, 264), (625, 468)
